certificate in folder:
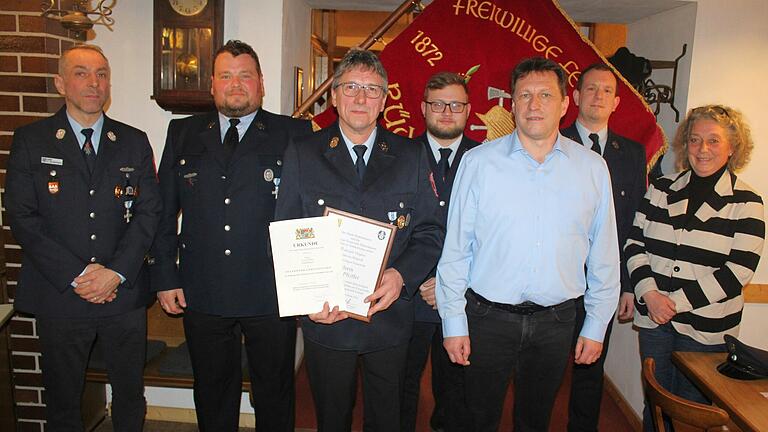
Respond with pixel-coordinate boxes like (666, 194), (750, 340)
(269, 207), (396, 322)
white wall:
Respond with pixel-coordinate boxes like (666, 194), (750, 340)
(281, 0), (312, 115)
(626, 3), (697, 144)
(626, 2), (698, 175)
(607, 0), (768, 419)
(95, 0), (292, 412)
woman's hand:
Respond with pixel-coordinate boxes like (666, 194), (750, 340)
(642, 291), (677, 324)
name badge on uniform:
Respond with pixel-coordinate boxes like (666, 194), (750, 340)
(41, 157), (63, 166)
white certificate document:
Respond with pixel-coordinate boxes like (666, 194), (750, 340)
(326, 208), (395, 318)
(270, 209), (396, 321)
(269, 216), (345, 317)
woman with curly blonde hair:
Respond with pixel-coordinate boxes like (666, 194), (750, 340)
(625, 104), (765, 431)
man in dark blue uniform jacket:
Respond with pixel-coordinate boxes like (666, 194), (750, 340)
(275, 49), (444, 431)
(401, 72), (479, 432)
(150, 40), (311, 431)
(5, 45), (161, 431)
(560, 62), (647, 432)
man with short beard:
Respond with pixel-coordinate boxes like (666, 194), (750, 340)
(150, 40), (311, 431)
(401, 72), (479, 432)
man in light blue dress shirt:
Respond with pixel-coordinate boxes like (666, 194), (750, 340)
(436, 57), (620, 432)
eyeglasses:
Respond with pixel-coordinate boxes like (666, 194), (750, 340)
(334, 82), (385, 99)
(693, 105), (730, 118)
(424, 101), (469, 113)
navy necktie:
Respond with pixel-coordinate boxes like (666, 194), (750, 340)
(589, 133), (601, 155)
(437, 148), (452, 182)
(353, 145), (367, 180)
(81, 128), (96, 174)
(223, 118), (240, 164)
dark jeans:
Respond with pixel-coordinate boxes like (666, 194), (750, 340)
(38, 307), (147, 432)
(401, 321), (470, 432)
(568, 296), (615, 432)
(304, 338), (409, 432)
(638, 324), (726, 432)
(183, 309), (297, 432)
(464, 293), (577, 432)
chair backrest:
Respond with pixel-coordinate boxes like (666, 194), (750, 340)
(642, 358), (729, 432)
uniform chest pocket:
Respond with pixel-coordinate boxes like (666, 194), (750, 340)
(37, 166), (78, 211)
(257, 154), (283, 196)
(176, 153), (203, 194)
(300, 192), (344, 218)
(367, 193), (415, 230)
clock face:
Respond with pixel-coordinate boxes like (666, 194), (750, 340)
(168, 0), (208, 16)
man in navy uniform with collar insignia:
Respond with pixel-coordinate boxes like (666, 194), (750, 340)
(401, 72), (479, 432)
(6, 44), (162, 431)
(150, 40), (311, 431)
(275, 48), (444, 430)
(560, 62), (647, 432)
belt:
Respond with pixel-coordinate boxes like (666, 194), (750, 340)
(467, 288), (574, 315)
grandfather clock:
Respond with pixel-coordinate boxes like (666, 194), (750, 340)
(152, 0), (224, 113)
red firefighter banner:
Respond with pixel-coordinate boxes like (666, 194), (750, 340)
(313, 0), (665, 165)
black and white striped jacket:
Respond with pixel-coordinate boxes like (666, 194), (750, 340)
(625, 169), (765, 345)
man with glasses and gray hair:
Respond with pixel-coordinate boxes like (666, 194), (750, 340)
(276, 48), (444, 430)
(401, 71), (479, 432)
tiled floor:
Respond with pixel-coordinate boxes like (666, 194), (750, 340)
(95, 355), (635, 431)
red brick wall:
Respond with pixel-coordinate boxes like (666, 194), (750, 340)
(1, 1), (79, 430)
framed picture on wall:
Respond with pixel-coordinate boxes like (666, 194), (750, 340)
(294, 67), (304, 111)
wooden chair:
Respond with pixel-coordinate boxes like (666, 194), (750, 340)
(642, 357), (730, 432)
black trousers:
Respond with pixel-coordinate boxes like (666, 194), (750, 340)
(304, 338), (409, 432)
(37, 307), (147, 432)
(401, 321), (470, 432)
(568, 296), (615, 432)
(183, 309), (296, 432)
(464, 294), (577, 432)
